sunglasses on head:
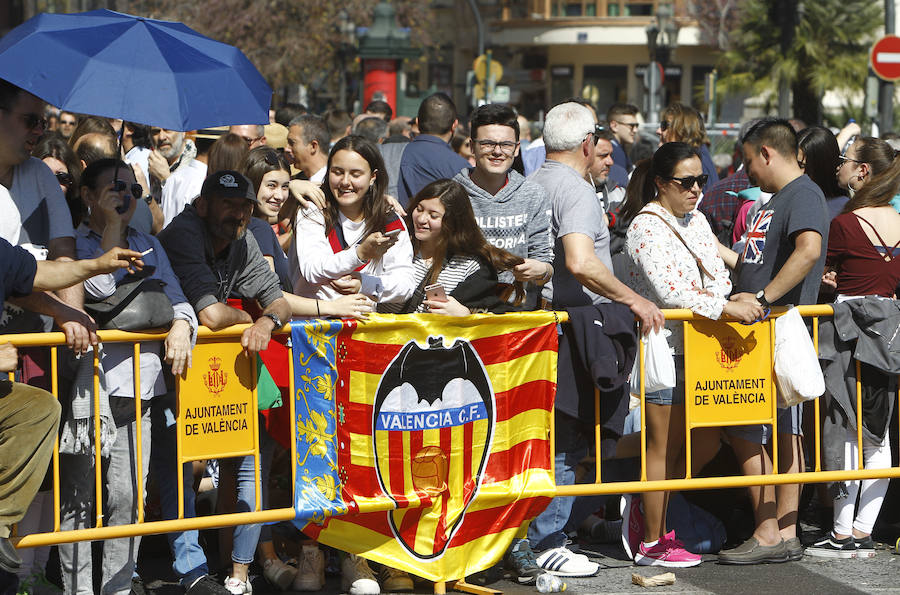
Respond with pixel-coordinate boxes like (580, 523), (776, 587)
(55, 172), (74, 187)
(664, 174), (708, 190)
(113, 179), (144, 199)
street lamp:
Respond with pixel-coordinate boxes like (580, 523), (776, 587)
(645, 3), (679, 122)
(337, 9), (357, 111)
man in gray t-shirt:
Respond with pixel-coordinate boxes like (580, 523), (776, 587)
(522, 102), (663, 579)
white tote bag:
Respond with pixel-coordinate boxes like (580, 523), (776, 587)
(630, 327), (677, 395)
(774, 307), (825, 407)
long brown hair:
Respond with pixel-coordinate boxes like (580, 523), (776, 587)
(407, 179), (526, 304)
(842, 140), (900, 213)
(319, 135), (390, 237)
(660, 103), (708, 148)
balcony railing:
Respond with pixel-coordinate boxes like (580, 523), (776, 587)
(501, 0), (687, 20)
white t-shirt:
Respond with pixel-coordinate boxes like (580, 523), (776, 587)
(161, 159), (207, 228)
(0, 184), (21, 246)
(289, 206), (415, 305)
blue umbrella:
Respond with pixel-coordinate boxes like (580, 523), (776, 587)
(0, 9), (271, 131)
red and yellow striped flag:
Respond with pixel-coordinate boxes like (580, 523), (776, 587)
(297, 312), (559, 581)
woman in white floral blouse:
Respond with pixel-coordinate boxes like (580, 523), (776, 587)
(620, 142), (763, 567)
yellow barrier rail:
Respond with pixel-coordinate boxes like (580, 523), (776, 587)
(6, 304), (898, 553)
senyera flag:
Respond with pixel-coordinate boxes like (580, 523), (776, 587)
(290, 313), (558, 581)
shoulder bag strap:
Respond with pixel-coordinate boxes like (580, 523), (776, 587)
(637, 210), (715, 283)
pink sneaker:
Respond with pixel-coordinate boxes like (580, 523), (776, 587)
(634, 531), (701, 568)
(620, 494), (644, 559)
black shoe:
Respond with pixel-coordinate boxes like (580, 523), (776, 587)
(185, 574), (230, 594)
(0, 538), (21, 574)
(130, 576), (150, 595)
(805, 533), (856, 559)
(854, 535), (876, 558)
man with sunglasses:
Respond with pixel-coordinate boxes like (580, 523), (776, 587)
(229, 124), (266, 150)
(606, 103), (641, 172)
(0, 79), (97, 353)
(453, 103), (553, 307)
(718, 118), (828, 566)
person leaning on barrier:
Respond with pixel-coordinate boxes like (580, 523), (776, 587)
(57, 159), (198, 595)
(620, 142), (764, 568)
(517, 101), (663, 582)
(807, 146), (900, 559)
(156, 170), (290, 594)
(0, 236), (143, 576)
(718, 117), (829, 565)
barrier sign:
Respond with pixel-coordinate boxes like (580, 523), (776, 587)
(178, 341), (256, 460)
(684, 318), (775, 427)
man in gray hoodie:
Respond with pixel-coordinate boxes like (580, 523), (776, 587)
(453, 104), (554, 307)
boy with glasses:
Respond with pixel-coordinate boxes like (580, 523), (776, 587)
(452, 103), (554, 308)
(606, 103), (641, 172)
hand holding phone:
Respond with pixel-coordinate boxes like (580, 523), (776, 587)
(384, 228), (402, 238)
(424, 283), (447, 302)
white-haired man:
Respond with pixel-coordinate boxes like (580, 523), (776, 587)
(523, 102), (663, 577)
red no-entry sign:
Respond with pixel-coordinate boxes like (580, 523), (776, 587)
(871, 35), (900, 81)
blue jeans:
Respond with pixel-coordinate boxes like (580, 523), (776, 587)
(219, 421), (274, 564)
(150, 394), (208, 587)
(527, 411), (588, 552)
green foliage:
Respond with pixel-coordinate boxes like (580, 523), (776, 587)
(715, 0), (880, 121)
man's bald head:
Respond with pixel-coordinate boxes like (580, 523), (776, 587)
(74, 132), (117, 167)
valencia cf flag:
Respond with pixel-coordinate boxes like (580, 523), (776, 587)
(290, 313), (559, 581)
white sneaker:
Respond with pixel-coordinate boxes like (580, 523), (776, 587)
(224, 575), (252, 594)
(535, 546), (600, 577)
(263, 557), (298, 590)
(341, 554), (380, 595)
(292, 545), (325, 591)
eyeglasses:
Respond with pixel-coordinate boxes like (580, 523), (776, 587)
(474, 139), (518, 154)
(55, 172), (74, 187)
(0, 107), (48, 131)
(240, 135), (262, 146)
(613, 120), (640, 130)
(659, 120), (670, 131)
(838, 155), (862, 166)
(663, 174), (708, 190)
(113, 179), (144, 199)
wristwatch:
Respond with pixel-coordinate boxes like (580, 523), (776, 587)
(143, 194), (153, 205)
(262, 312), (283, 329)
(755, 289), (770, 307)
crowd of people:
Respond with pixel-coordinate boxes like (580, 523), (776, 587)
(0, 73), (898, 595)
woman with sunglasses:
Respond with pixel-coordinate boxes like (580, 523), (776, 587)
(61, 159), (196, 594)
(655, 104), (718, 193)
(807, 144), (900, 559)
(32, 134), (83, 225)
(620, 142), (763, 568)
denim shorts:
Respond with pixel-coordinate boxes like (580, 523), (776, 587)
(644, 355), (685, 406)
(724, 403), (803, 445)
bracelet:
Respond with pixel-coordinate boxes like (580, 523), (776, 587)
(315, 299), (320, 317)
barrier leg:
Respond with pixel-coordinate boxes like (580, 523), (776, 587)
(450, 579), (502, 594)
(434, 581), (446, 594)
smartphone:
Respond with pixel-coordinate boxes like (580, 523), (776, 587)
(424, 283), (447, 302)
(384, 228), (402, 238)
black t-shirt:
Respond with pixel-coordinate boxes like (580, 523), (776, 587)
(736, 174), (828, 305)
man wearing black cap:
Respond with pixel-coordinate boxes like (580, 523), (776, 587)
(156, 170), (290, 594)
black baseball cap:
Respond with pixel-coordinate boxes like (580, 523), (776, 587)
(200, 170), (256, 202)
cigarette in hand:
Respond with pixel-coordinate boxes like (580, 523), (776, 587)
(140, 248), (154, 256)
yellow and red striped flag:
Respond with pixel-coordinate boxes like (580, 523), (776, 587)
(291, 312), (559, 581)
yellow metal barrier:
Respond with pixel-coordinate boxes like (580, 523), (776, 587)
(5, 305), (898, 553)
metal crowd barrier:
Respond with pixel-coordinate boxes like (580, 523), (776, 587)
(6, 305), (899, 553)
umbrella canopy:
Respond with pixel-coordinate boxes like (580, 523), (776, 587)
(0, 9), (271, 131)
